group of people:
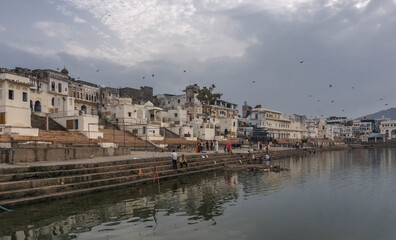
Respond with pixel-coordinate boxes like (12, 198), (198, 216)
(256, 141), (270, 153)
(247, 150), (272, 168)
(171, 150), (188, 170)
(195, 140), (219, 153)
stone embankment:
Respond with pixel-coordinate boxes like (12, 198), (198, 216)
(0, 146), (348, 209)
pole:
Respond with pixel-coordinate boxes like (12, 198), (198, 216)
(46, 113), (49, 130)
(88, 124), (91, 147)
(145, 124), (148, 151)
(124, 123), (126, 147)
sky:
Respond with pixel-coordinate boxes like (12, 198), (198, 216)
(1, 0), (396, 119)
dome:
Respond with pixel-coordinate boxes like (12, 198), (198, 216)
(61, 67), (69, 75)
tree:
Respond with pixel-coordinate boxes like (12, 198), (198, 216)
(196, 84), (222, 120)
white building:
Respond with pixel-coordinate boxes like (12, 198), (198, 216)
(243, 107), (292, 139)
(0, 72), (38, 136)
(110, 98), (164, 141)
(51, 96), (103, 139)
(380, 120), (396, 139)
(285, 114), (307, 139)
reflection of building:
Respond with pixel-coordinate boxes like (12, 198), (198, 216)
(0, 171), (239, 240)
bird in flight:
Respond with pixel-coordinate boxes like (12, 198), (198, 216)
(152, 74), (154, 77)
(331, 100), (334, 103)
(96, 70), (100, 72)
(380, 98), (383, 100)
(252, 81), (255, 83)
(300, 61), (304, 63)
(385, 104), (389, 106)
(183, 70), (186, 73)
(329, 84), (332, 88)
(309, 95), (312, 98)
(142, 76), (145, 79)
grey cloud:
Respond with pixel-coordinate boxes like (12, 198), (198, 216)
(1, 0), (396, 119)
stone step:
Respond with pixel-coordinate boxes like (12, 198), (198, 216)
(0, 153), (240, 176)
(0, 165), (226, 207)
(0, 156), (238, 193)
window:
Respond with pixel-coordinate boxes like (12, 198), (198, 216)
(51, 82), (55, 91)
(174, 113), (178, 117)
(58, 83), (62, 93)
(51, 97), (54, 106)
(8, 90), (14, 100)
(178, 99), (180, 103)
(22, 92), (27, 102)
(128, 112), (132, 117)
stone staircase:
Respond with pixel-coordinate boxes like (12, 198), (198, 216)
(0, 153), (246, 208)
(31, 113), (66, 131)
(160, 127), (180, 138)
(94, 129), (157, 150)
(11, 130), (93, 146)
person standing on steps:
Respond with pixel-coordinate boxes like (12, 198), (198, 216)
(171, 150), (178, 169)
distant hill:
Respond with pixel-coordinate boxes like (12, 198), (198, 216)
(356, 107), (396, 120)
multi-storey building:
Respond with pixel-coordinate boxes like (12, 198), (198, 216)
(0, 71), (38, 136)
(119, 86), (153, 105)
(69, 79), (100, 116)
(243, 107), (292, 139)
(285, 114), (307, 139)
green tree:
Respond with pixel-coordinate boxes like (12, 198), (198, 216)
(196, 84), (222, 120)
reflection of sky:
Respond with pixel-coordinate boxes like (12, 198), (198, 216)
(1, 149), (396, 239)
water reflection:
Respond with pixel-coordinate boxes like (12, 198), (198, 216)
(1, 149), (396, 240)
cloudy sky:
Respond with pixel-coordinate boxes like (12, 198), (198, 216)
(1, 0), (395, 119)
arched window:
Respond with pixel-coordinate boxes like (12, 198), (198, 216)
(58, 83), (62, 93)
(81, 105), (87, 114)
(51, 97), (54, 106)
(34, 101), (42, 112)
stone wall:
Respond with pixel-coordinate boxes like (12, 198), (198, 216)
(0, 147), (134, 163)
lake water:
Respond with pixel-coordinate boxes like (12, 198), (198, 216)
(1, 148), (396, 240)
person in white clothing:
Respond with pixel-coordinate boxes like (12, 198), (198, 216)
(171, 150), (178, 169)
(214, 140), (219, 153)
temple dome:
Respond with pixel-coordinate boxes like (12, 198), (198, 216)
(61, 67), (69, 75)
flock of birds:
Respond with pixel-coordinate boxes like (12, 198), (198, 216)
(57, 56), (389, 119)
(247, 60), (390, 118)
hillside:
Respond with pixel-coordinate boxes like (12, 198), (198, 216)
(356, 107), (396, 120)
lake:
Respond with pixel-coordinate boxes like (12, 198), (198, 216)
(1, 148), (396, 240)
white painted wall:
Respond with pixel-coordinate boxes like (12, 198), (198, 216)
(0, 79), (31, 128)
